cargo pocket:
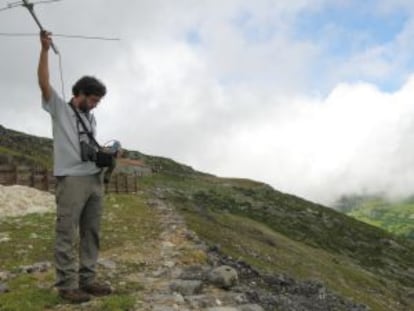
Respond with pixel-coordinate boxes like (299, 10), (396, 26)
(55, 176), (67, 206)
(55, 177), (76, 236)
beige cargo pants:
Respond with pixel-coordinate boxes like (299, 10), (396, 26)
(54, 173), (103, 289)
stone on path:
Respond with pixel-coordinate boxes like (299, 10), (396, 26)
(208, 265), (238, 289)
(169, 279), (203, 295)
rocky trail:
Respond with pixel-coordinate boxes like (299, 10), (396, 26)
(128, 193), (368, 311)
(0, 187), (265, 311)
(131, 196), (264, 311)
(0, 186), (369, 311)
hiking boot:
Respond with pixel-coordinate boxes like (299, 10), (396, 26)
(80, 282), (112, 296)
(58, 288), (91, 304)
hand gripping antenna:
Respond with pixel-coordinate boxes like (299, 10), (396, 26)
(21, 0), (59, 54)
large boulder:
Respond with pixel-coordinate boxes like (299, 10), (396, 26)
(208, 265), (238, 289)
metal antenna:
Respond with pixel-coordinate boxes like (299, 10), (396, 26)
(0, 0), (120, 44)
(0, 32), (120, 41)
(3, 0), (61, 9)
(21, 0), (59, 54)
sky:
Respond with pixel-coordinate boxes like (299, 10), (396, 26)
(2, 0), (414, 205)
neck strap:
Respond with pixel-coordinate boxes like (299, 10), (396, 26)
(68, 100), (101, 149)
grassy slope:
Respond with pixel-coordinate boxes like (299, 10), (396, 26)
(0, 126), (53, 168)
(0, 194), (161, 311)
(139, 173), (414, 311)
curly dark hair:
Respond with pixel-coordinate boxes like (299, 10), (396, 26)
(72, 76), (106, 97)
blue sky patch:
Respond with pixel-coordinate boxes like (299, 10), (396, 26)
(294, 3), (408, 57)
(292, 2), (410, 92)
(185, 29), (202, 45)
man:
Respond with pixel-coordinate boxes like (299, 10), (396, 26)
(38, 30), (112, 303)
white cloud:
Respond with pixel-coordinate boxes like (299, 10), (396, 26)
(2, 0), (414, 205)
(201, 77), (414, 205)
(98, 30), (414, 205)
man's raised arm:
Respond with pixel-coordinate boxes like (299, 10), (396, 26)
(38, 30), (52, 102)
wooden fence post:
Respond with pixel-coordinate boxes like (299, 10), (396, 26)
(115, 174), (119, 194)
(43, 168), (49, 191)
(13, 164), (18, 185)
(30, 168), (36, 188)
(0, 166), (144, 194)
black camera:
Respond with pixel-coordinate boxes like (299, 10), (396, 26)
(80, 141), (114, 168)
(96, 149), (115, 168)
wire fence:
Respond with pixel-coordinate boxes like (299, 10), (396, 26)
(0, 164), (142, 194)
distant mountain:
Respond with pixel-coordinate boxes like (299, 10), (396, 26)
(335, 194), (414, 239)
(1, 124), (414, 310)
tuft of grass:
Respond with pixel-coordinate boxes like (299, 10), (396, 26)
(0, 274), (60, 311)
(101, 194), (161, 251)
(0, 213), (55, 270)
(178, 248), (208, 265)
(91, 294), (136, 311)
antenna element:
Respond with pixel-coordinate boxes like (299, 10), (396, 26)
(21, 0), (59, 54)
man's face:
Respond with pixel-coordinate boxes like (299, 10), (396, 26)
(78, 94), (102, 112)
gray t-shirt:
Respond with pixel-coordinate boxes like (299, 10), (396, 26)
(42, 88), (101, 176)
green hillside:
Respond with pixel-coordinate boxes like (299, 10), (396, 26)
(1, 124), (414, 310)
(335, 194), (414, 239)
(0, 125), (53, 168)
(139, 174), (414, 309)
